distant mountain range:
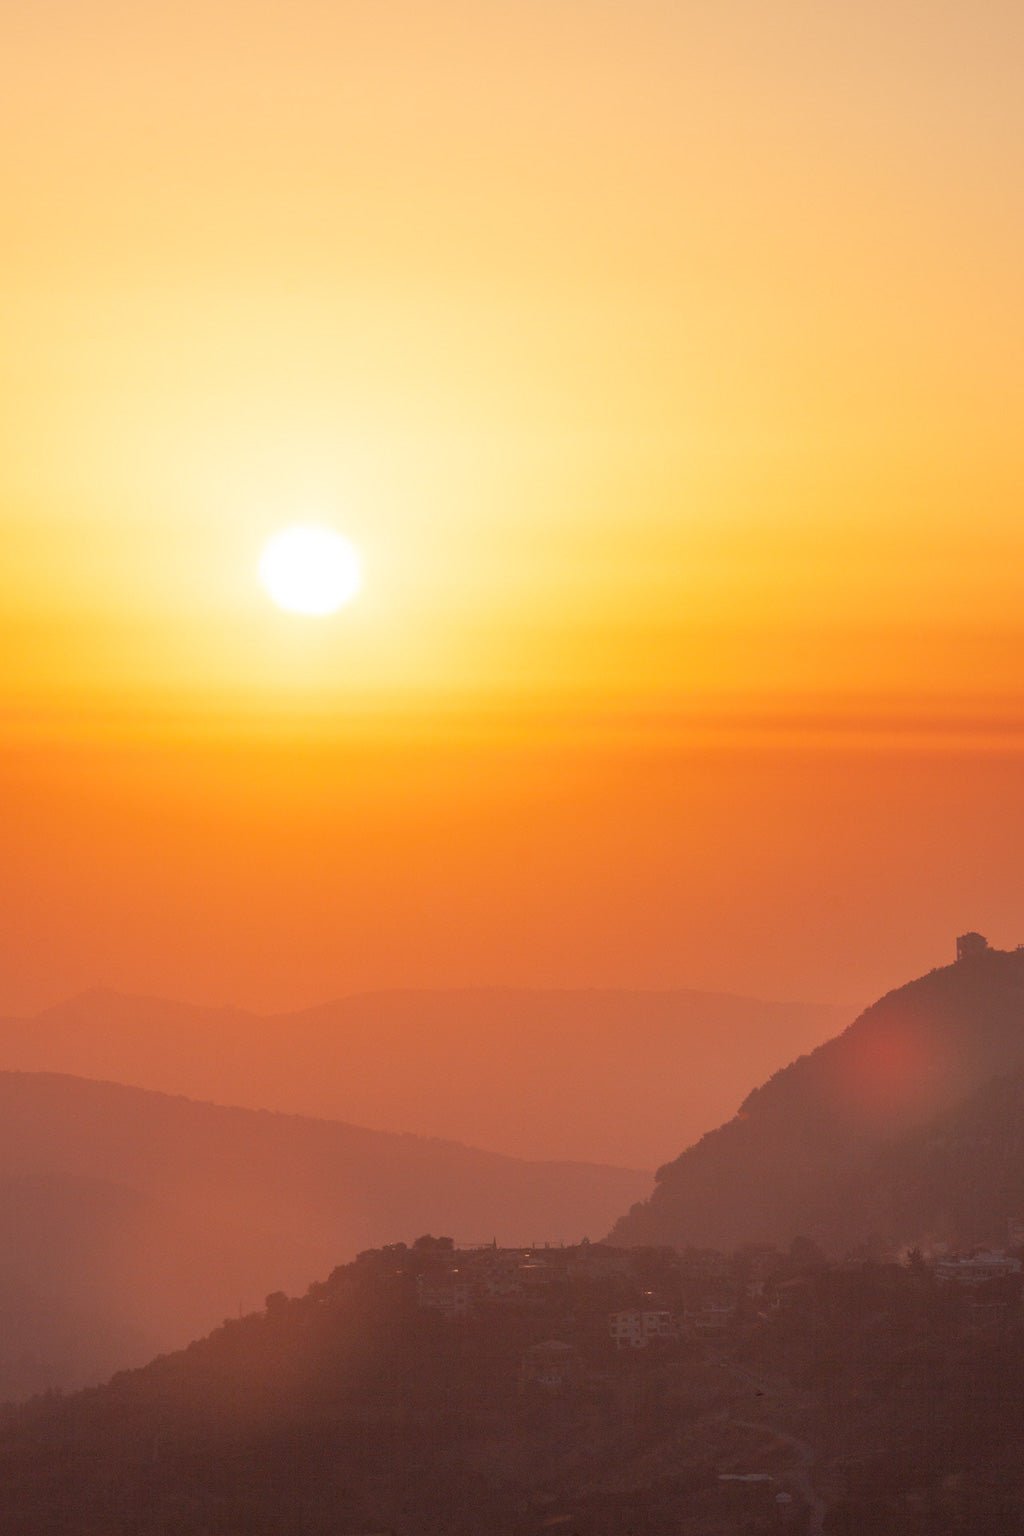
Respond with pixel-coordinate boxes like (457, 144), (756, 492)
(611, 947), (1024, 1253)
(0, 1071), (647, 1399)
(0, 987), (844, 1167)
(14, 951), (1024, 1404)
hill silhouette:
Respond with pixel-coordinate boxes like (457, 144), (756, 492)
(0, 987), (843, 1167)
(0, 1169), (316, 1402)
(826, 1065), (1024, 1252)
(0, 1072), (647, 1399)
(3, 1237), (1024, 1534)
(611, 947), (1024, 1253)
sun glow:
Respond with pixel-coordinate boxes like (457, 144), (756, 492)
(259, 524), (363, 616)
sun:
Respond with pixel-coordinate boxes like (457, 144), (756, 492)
(259, 524), (363, 616)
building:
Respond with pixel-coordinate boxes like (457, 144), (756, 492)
(684, 1300), (735, 1334)
(519, 1339), (582, 1392)
(566, 1243), (635, 1281)
(956, 931), (989, 962)
(679, 1249), (731, 1283)
(934, 1250), (1021, 1286)
(415, 1274), (473, 1317)
(518, 1260), (556, 1294)
(609, 1308), (677, 1349)
(466, 1247), (525, 1298)
(967, 1300), (1009, 1329)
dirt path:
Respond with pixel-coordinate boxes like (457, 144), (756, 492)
(712, 1357), (827, 1535)
(730, 1417), (826, 1535)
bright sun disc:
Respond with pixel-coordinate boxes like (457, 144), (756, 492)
(259, 524), (363, 615)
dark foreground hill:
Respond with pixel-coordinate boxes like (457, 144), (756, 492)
(3, 1239), (1024, 1535)
(0, 986), (843, 1167)
(611, 948), (1024, 1254)
(0, 1073), (647, 1399)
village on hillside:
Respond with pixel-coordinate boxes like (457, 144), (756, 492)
(299, 1226), (1024, 1531)
(350, 1227), (1024, 1396)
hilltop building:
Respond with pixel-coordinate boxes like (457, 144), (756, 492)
(956, 931), (989, 962)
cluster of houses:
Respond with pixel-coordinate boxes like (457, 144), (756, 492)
(411, 1238), (741, 1364)
(414, 1239), (640, 1320)
(933, 1248), (1022, 1287)
(926, 1238), (1023, 1328)
(398, 1222), (1024, 1392)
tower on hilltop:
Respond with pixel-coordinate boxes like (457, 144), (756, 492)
(956, 931), (989, 962)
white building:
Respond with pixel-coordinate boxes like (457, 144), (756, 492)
(684, 1301), (735, 1334)
(609, 1309), (677, 1349)
(934, 1250), (1022, 1286)
(416, 1274), (473, 1316)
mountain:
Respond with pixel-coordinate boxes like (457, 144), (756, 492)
(0, 1072), (647, 1399)
(611, 947), (1024, 1253)
(0, 987), (843, 1167)
(830, 1065), (1024, 1252)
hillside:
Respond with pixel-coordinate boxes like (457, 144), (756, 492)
(611, 948), (1024, 1253)
(0, 1170), (319, 1402)
(0, 1072), (647, 1399)
(0, 987), (843, 1167)
(2, 1238), (1024, 1534)
(829, 1066), (1024, 1252)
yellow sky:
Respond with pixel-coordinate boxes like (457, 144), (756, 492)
(4, 3), (1024, 1016)
(2, 0), (1023, 740)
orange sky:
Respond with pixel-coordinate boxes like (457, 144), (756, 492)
(2, 1), (1023, 1016)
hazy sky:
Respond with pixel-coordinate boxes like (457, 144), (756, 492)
(2, 2), (1023, 1014)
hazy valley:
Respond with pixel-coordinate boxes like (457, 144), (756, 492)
(0, 1071), (648, 1400)
(0, 987), (844, 1168)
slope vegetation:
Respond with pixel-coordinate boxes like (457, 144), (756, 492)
(612, 949), (1024, 1252)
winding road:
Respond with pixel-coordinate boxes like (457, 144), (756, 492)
(712, 1356), (827, 1535)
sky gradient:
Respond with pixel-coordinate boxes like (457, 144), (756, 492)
(2, 1), (1023, 1015)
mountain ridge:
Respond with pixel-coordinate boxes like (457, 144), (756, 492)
(0, 1069), (648, 1400)
(0, 985), (844, 1167)
(612, 948), (1024, 1253)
